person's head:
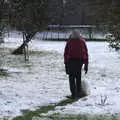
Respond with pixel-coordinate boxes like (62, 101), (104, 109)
(71, 29), (80, 39)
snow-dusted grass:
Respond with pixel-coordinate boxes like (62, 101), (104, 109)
(13, 98), (77, 120)
(45, 41), (120, 116)
(0, 45), (69, 118)
(0, 33), (120, 119)
(13, 97), (120, 120)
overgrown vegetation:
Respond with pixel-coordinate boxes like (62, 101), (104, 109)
(90, 0), (120, 50)
(0, 0), (8, 44)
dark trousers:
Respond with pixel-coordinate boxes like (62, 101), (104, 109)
(69, 72), (82, 97)
(67, 59), (83, 97)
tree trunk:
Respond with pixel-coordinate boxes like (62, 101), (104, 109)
(12, 32), (35, 55)
(12, 43), (26, 55)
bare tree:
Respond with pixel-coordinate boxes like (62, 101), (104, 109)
(8, 0), (49, 55)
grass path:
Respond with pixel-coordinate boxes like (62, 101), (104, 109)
(13, 98), (79, 120)
(12, 97), (120, 120)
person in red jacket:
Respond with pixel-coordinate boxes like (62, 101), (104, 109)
(64, 29), (89, 99)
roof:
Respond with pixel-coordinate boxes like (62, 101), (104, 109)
(48, 25), (96, 29)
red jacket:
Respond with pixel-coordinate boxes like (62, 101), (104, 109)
(64, 37), (88, 64)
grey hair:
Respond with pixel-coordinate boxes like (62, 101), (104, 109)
(71, 29), (80, 39)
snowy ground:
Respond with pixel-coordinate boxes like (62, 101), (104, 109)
(0, 33), (120, 118)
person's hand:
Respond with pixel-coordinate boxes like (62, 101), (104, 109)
(84, 64), (88, 74)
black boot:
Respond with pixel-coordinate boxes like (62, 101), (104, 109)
(66, 95), (76, 99)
